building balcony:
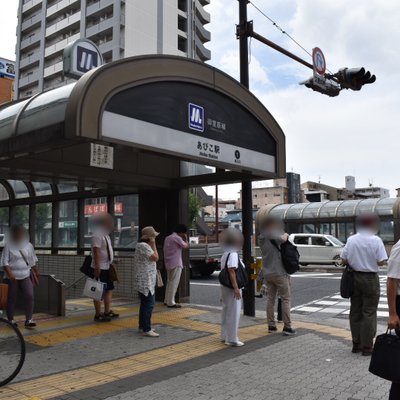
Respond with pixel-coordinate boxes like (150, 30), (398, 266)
(195, 37), (211, 62)
(86, 0), (114, 18)
(22, 0), (42, 14)
(20, 33), (41, 51)
(195, 16), (211, 43)
(46, 0), (80, 19)
(21, 12), (42, 33)
(19, 52), (41, 70)
(195, 0), (211, 25)
(46, 11), (81, 38)
(44, 32), (80, 58)
(86, 18), (114, 39)
(43, 61), (63, 78)
(98, 40), (115, 55)
(19, 71), (40, 88)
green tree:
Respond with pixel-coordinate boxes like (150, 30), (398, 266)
(188, 191), (202, 228)
(36, 204), (50, 232)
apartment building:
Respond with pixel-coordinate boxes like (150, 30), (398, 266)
(16, 0), (211, 99)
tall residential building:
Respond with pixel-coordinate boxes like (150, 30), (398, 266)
(16, 0), (211, 99)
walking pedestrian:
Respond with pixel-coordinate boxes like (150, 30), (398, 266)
(134, 226), (160, 337)
(220, 227), (245, 347)
(341, 214), (387, 356)
(163, 224), (189, 308)
(258, 216), (296, 336)
(1, 224), (39, 328)
(386, 237), (400, 399)
(91, 213), (119, 322)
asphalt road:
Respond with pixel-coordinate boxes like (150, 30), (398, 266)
(190, 270), (344, 310)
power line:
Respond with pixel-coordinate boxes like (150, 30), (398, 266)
(249, 1), (312, 59)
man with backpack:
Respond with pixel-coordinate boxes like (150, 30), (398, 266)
(258, 216), (297, 336)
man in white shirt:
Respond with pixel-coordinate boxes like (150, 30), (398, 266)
(386, 239), (400, 399)
(341, 214), (387, 356)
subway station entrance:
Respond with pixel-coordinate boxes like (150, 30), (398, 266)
(0, 55), (285, 306)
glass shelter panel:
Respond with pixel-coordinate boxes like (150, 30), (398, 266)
(59, 200), (78, 247)
(84, 197), (107, 248)
(0, 208), (9, 237)
(0, 184), (9, 201)
(33, 182), (52, 196)
(12, 205), (29, 228)
(114, 195), (139, 249)
(35, 203), (52, 247)
(8, 180), (29, 198)
(302, 202), (326, 219)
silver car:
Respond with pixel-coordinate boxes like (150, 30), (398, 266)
(289, 233), (344, 267)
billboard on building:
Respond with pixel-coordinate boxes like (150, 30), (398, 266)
(0, 58), (15, 79)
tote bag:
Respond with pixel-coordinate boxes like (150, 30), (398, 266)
(218, 253), (248, 289)
(369, 330), (400, 382)
(83, 278), (105, 301)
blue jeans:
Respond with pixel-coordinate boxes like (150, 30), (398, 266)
(138, 292), (155, 333)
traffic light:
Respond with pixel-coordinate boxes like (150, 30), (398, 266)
(335, 67), (376, 91)
(300, 77), (341, 97)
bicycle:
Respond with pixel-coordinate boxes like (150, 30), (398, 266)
(0, 314), (26, 387)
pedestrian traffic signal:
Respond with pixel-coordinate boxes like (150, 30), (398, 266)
(335, 68), (376, 91)
(300, 77), (341, 97)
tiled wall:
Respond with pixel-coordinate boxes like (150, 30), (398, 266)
(37, 255), (139, 301)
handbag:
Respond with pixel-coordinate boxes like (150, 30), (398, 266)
(340, 265), (354, 298)
(83, 277), (105, 301)
(369, 329), (400, 382)
(80, 255), (93, 276)
(218, 253), (248, 289)
(105, 237), (119, 283)
(156, 270), (164, 288)
(109, 263), (119, 283)
(0, 283), (8, 309)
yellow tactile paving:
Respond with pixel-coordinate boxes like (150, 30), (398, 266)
(0, 308), (353, 400)
(24, 307), (208, 347)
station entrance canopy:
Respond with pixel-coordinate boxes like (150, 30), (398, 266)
(0, 56), (285, 189)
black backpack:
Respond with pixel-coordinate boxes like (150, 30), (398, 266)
(271, 240), (300, 275)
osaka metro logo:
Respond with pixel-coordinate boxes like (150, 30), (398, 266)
(188, 103), (204, 132)
(77, 46), (99, 73)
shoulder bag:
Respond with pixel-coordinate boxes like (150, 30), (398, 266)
(340, 265), (354, 299)
(218, 253), (248, 289)
(105, 237), (119, 283)
(20, 250), (39, 287)
(0, 283), (8, 309)
(80, 255), (93, 276)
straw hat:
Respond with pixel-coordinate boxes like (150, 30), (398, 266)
(140, 226), (160, 240)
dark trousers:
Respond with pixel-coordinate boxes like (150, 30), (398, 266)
(138, 291), (155, 333)
(5, 277), (34, 322)
(349, 272), (380, 348)
(389, 296), (400, 399)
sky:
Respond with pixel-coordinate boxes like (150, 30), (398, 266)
(1, 1), (399, 200)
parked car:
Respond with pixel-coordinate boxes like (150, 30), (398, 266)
(289, 233), (344, 267)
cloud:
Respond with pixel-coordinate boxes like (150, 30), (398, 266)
(206, 0), (400, 199)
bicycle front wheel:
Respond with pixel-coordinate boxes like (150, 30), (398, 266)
(0, 318), (26, 387)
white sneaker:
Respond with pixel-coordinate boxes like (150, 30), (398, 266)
(143, 330), (160, 337)
(225, 341), (244, 347)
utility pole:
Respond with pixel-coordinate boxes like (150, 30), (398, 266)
(238, 0), (255, 317)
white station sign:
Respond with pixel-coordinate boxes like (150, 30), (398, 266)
(63, 39), (103, 79)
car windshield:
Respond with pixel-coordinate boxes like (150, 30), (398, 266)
(327, 235), (344, 247)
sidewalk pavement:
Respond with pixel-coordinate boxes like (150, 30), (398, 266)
(0, 297), (391, 400)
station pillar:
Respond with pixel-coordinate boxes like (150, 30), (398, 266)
(139, 188), (190, 303)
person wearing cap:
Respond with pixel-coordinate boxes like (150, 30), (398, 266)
(91, 213), (119, 322)
(341, 213), (387, 356)
(134, 226), (160, 337)
(258, 216), (296, 336)
(220, 227), (245, 347)
(163, 224), (189, 308)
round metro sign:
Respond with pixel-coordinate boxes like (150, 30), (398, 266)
(312, 47), (326, 75)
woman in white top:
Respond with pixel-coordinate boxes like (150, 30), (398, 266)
(91, 213), (119, 322)
(220, 227), (245, 347)
(134, 226), (159, 337)
(1, 224), (39, 328)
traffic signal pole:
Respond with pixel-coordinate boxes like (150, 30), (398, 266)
(238, 0), (255, 317)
